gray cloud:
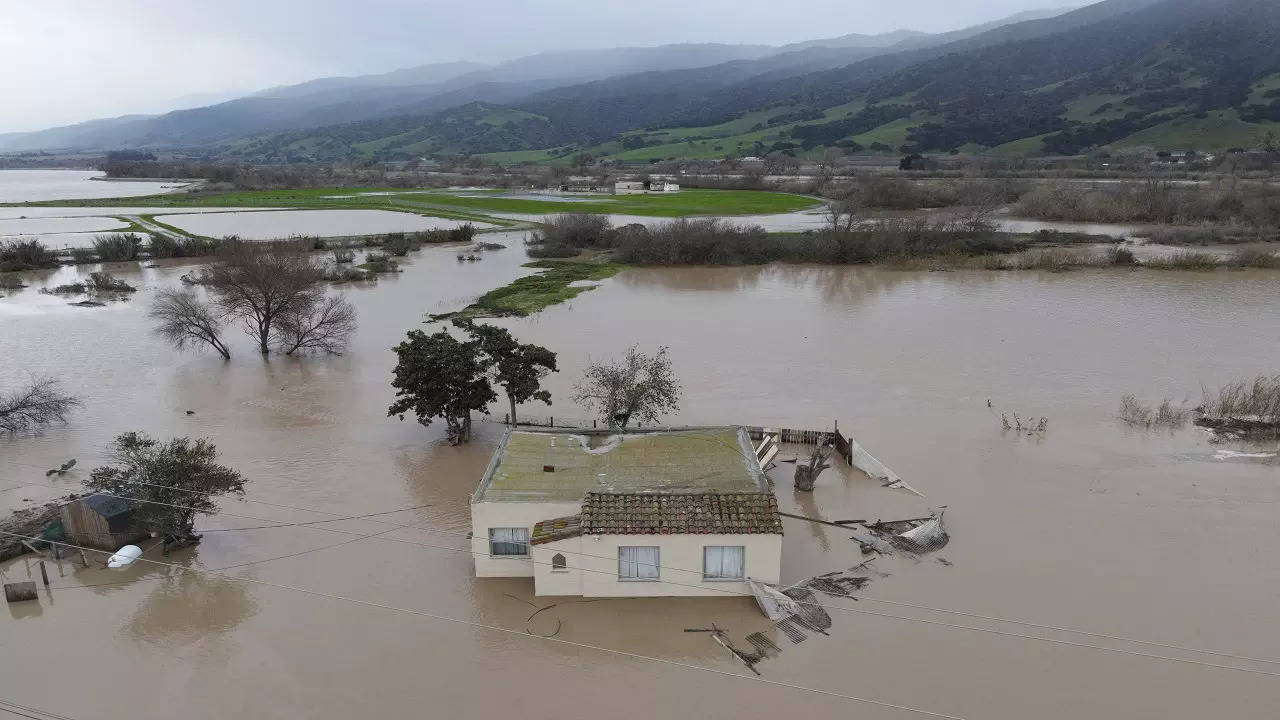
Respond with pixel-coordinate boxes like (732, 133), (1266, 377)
(2, 0), (1074, 133)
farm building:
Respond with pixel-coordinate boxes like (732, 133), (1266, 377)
(471, 426), (783, 597)
(59, 494), (145, 550)
(643, 180), (680, 192)
(614, 180), (645, 194)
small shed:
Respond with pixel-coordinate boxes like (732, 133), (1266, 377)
(60, 494), (145, 550)
(614, 181), (645, 195)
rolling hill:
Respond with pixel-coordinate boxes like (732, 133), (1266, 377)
(6, 0), (1279, 160)
(0, 9), (1081, 156)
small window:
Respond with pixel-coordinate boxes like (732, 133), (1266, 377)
(551, 553), (567, 570)
(618, 546), (660, 581)
(703, 546), (745, 580)
(488, 527), (530, 556)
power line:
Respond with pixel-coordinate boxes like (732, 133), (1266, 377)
(0, 529), (970, 720)
(14, 480), (1280, 672)
(0, 698), (77, 720)
(12, 485), (1280, 678)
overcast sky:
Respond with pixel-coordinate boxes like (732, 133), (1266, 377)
(2, 0), (1074, 133)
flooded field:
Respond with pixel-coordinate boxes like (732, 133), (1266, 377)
(0, 169), (191, 203)
(3, 240), (1279, 719)
(161, 209), (497, 239)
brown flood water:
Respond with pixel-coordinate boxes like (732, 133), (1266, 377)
(2, 240), (1279, 720)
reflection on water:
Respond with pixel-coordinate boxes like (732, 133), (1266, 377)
(3, 242), (1280, 719)
(0, 169), (191, 203)
(124, 572), (258, 646)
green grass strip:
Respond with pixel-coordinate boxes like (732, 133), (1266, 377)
(433, 260), (621, 321)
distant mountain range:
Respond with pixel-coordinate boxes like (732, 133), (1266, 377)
(4, 0), (1279, 160)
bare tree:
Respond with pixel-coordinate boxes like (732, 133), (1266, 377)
(202, 240), (323, 354)
(272, 295), (357, 355)
(0, 377), (81, 434)
(149, 288), (231, 359)
(794, 445), (832, 491)
(824, 196), (860, 233)
(573, 345), (681, 428)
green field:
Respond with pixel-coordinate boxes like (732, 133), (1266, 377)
(6, 188), (819, 220)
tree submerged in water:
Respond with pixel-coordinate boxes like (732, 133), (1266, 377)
(0, 377), (81, 434)
(573, 345), (681, 429)
(388, 323), (558, 442)
(388, 329), (496, 444)
(86, 432), (246, 551)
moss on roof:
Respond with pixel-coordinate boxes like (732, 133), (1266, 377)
(475, 426), (768, 502)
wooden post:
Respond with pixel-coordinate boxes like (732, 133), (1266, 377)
(79, 550), (89, 568)
(39, 560), (49, 586)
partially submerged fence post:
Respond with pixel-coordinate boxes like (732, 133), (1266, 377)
(38, 561), (49, 586)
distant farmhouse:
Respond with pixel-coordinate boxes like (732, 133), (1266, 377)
(471, 427), (782, 597)
(556, 180), (679, 195)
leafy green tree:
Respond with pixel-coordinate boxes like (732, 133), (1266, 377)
(86, 432), (246, 551)
(456, 321), (557, 425)
(388, 330), (496, 444)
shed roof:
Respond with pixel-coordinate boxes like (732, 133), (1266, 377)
(530, 515), (584, 546)
(474, 426), (768, 503)
(81, 494), (134, 519)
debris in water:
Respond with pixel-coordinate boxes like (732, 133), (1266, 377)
(747, 578), (802, 621)
(4, 581), (38, 603)
(775, 618), (808, 645)
(68, 300), (106, 307)
(106, 544), (143, 568)
(937, 557), (953, 566)
(44, 459), (76, 477)
(893, 510), (949, 552)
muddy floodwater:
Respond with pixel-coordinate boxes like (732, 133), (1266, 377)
(0, 169), (191, 203)
(161, 209), (497, 239)
(2, 240), (1279, 719)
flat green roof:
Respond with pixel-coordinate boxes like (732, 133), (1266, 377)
(474, 426), (769, 503)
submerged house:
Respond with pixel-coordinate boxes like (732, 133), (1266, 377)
(471, 426), (782, 597)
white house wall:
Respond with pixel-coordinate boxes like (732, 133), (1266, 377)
(533, 533), (781, 597)
(471, 501), (582, 577)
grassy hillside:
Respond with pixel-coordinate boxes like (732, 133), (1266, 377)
(199, 0), (1280, 162)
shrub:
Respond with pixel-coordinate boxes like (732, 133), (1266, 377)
(86, 271), (136, 292)
(148, 235), (222, 258)
(383, 233), (414, 256)
(528, 214), (612, 250)
(1201, 376), (1280, 426)
(1109, 247), (1138, 265)
(1144, 251), (1221, 270)
(359, 252), (399, 273)
(0, 274), (27, 290)
(449, 223), (477, 243)
(0, 239), (59, 271)
(332, 248), (355, 264)
(92, 233), (143, 262)
(70, 247), (98, 264)
(1228, 247), (1280, 268)
(43, 283), (87, 295)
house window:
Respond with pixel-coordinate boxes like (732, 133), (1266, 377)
(703, 546), (745, 580)
(551, 553), (567, 570)
(488, 527), (530, 556)
(617, 546), (660, 581)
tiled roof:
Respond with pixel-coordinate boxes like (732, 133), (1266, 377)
(580, 492), (782, 536)
(530, 515), (584, 545)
